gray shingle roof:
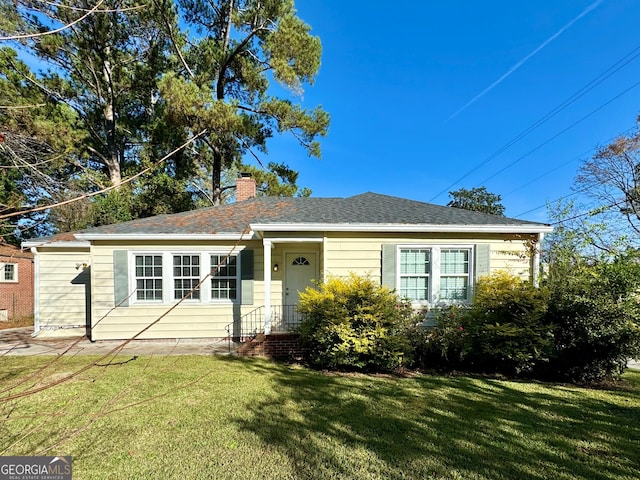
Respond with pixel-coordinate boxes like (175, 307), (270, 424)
(63, 192), (549, 237)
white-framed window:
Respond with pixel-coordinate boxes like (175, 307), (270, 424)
(173, 254), (201, 301)
(130, 251), (239, 304)
(400, 249), (430, 301)
(210, 254), (237, 300)
(135, 255), (163, 301)
(1, 263), (17, 282)
(439, 249), (470, 301)
(398, 246), (473, 304)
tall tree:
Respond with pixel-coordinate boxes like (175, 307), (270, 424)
(447, 186), (505, 216)
(0, 0), (185, 185)
(0, 47), (83, 240)
(0, 0), (325, 237)
(0, 0), (206, 233)
(161, 0), (329, 204)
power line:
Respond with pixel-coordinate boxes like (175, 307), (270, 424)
(502, 125), (638, 197)
(476, 78), (640, 186)
(429, 43), (640, 202)
(513, 143), (640, 219)
(514, 189), (582, 218)
(548, 200), (625, 226)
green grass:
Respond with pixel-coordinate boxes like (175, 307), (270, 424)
(1, 355), (639, 479)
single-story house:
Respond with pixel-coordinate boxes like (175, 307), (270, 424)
(0, 242), (34, 322)
(23, 177), (552, 340)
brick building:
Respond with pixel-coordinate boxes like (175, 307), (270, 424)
(0, 243), (34, 322)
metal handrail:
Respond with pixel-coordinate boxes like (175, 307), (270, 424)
(225, 304), (306, 352)
(269, 304), (306, 333)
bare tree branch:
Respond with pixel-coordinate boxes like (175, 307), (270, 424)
(0, 0), (107, 41)
(0, 129), (208, 221)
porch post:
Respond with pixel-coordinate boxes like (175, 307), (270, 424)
(263, 239), (272, 335)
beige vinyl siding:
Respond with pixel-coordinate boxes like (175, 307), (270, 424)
(39, 232), (537, 340)
(37, 247), (90, 336)
(323, 232), (535, 282)
(90, 240), (265, 340)
(490, 242), (532, 278)
(324, 237), (382, 278)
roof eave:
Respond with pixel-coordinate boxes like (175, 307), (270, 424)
(22, 240), (91, 249)
(74, 232), (255, 241)
(251, 223), (554, 234)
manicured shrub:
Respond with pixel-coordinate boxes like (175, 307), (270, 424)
(545, 253), (640, 383)
(464, 271), (552, 376)
(297, 274), (418, 371)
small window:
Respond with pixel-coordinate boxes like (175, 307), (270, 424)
(173, 254), (200, 300)
(135, 255), (163, 301)
(211, 255), (238, 300)
(2, 263), (17, 282)
(292, 257), (310, 266)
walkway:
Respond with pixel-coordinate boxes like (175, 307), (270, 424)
(0, 327), (233, 356)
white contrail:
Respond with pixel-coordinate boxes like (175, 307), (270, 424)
(446, 0), (604, 122)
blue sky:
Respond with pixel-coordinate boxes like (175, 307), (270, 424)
(265, 0), (640, 223)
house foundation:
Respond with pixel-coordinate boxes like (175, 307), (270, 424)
(237, 333), (304, 360)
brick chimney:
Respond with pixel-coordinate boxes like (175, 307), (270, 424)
(236, 173), (257, 202)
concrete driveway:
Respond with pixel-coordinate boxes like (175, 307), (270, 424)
(0, 327), (233, 356)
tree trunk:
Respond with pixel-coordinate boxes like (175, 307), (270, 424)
(103, 53), (121, 186)
(212, 150), (222, 205)
(210, 0), (233, 205)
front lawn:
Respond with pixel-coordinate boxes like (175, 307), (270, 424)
(1, 355), (639, 479)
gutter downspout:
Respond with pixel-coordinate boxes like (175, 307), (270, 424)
(30, 247), (40, 337)
(533, 232), (544, 288)
(263, 239), (272, 335)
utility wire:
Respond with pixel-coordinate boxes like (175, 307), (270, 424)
(514, 156), (637, 219)
(476, 78), (640, 186)
(514, 189), (583, 218)
(429, 44), (640, 202)
(548, 200), (625, 226)
(0, 0), (106, 41)
(502, 125), (637, 197)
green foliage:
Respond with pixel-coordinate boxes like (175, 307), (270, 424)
(91, 190), (134, 227)
(0, 47), (84, 240)
(447, 186), (505, 216)
(130, 171), (194, 218)
(406, 223), (640, 384)
(463, 271), (551, 376)
(1, 2), (185, 235)
(297, 274), (417, 371)
(2, 0), (325, 234)
(410, 306), (467, 370)
(545, 252), (640, 383)
(165, 0), (328, 203)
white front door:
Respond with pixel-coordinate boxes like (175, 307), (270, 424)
(284, 253), (317, 305)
